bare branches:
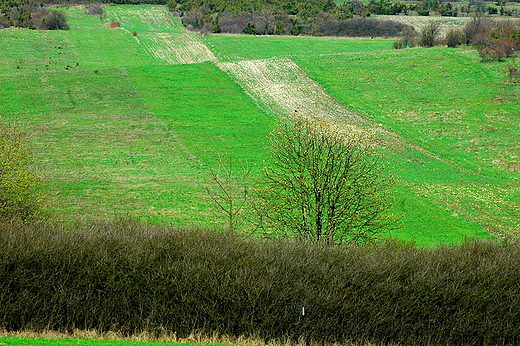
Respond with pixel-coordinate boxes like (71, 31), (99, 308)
(256, 119), (398, 244)
(203, 155), (253, 232)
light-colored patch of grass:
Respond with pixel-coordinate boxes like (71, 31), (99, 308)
(141, 32), (217, 64)
(218, 57), (401, 146)
(375, 15), (520, 36)
(102, 6), (216, 65)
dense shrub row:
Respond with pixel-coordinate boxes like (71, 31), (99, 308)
(1, 220), (520, 345)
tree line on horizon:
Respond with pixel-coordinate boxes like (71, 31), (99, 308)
(2, 0), (520, 34)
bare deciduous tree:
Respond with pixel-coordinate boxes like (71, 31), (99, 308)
(203, 156), (253, 232)
(256, 119), (398, 244)
(419, 21), (441, 47)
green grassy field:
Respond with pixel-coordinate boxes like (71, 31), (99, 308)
(205, 35), (393, 60)
(293, 48), (519, 239)
(0, 337), (226, 346)
(0, 5), (517, 245)
(0, 6), (272, 225)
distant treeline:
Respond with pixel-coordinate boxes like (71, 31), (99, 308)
(182, 8), (411, 36)
(2, 0), (519, 35)
(0, 0), (70, 29)
(172, 0), (520, 36)
(2, 219), (520, 345)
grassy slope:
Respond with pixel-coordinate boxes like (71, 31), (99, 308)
(206, 35), (517, 243)
(293, 48), (519, 240)
(205, 35), (392, 60)
(0, 7), (272, 226)
(0, 6), (515, 244)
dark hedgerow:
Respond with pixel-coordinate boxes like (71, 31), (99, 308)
(1, 219), (520, 345)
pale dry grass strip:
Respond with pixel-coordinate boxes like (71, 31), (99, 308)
(218, 58), (402, 147)
(143, 32), (217, 64)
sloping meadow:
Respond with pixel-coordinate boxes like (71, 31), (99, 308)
(1, 221), (520, 345)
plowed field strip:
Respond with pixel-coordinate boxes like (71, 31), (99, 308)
(104, 6), (216, 65)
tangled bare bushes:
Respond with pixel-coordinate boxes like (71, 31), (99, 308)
(0, 4), (68, 30)
(393, 16), (520, 60)
(2, 220), (520, 345)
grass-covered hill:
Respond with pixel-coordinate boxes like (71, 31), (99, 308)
(0, 5), (518, 245)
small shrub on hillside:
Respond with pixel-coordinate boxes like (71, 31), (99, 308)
(445, 29), (464, 47)
(40, 10), (69, 30)
(0, 124), (45, 222)
(478, 46), (504, 62)
(506, 63), (520, 83)
(85, 3), (103, 16)
(464, 15), (493, 45)
(393, 26), (417, 48)
(419, 21), (441, 47)
(110, 21), (120, 28)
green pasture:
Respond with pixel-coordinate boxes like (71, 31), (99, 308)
(0, 5), (517, 244)
(0, 63), (271, 225)
(0, 337), (220, 346)
(206, 35), (393, 60)
(0, 7), (272, 225)
(294, 48), (519, 238)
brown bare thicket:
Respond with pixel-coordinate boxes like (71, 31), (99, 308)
(316, 17), (410, 37)
(393, 26), (418, 48)
(507, 63), (520, 83)
(84, 3), (103, 15)
(445, 28), (464, 47)
(419, 21), (442, 47)
(463, 17), (520, 61)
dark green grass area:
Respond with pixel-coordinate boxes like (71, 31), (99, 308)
(294, 48), (520, 239)
(0, 337), (208, 346)
(205, 35), (393, 60)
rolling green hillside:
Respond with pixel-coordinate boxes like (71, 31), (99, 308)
(0, 5), (517, 245)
